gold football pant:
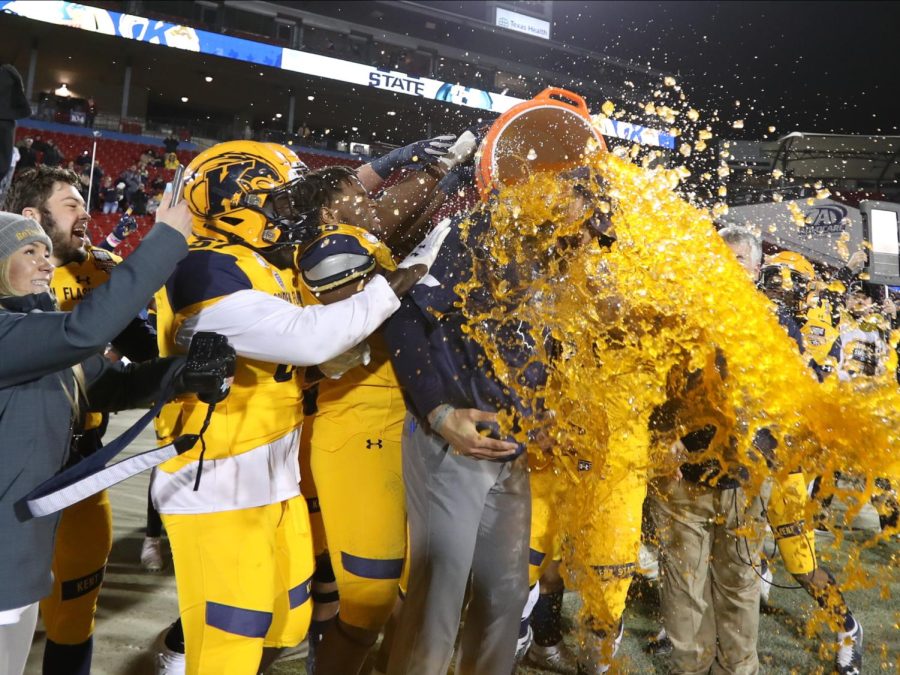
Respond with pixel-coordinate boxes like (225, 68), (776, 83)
(40, 491), (112, 644)
(310, 416), (406, 632)
(163, 496), (314, 675)
(766, 472), (816, 575)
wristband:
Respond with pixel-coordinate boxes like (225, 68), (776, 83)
(429, 404), (454, 435)
(369, 148), (403, 179)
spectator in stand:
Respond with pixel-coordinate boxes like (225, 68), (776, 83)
(163, 133), (179, 155)
(118, 164), (141, 205)
(75, 150), (91, 169)
(146, 192), (161, 215)
(42, 139), (62, 168)
(146, 179), (165, 215)
(85, 98), (97, 128)
(297, 122), (311, 142)
(163, 134), (180, 170)
(99, 176), (121, 215)
(138, 149), (159, 170)
(16, 138), (36, 171)
(130, 188), (149, 216)
(75, 162), (102, 212)
(77, 168), (90, 202)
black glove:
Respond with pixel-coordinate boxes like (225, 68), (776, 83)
(437, 164), (475, 196)
(369, 135), (456, 178)
(179, 332), (236, 404)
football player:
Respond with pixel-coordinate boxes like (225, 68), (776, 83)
(294, 147), (473, 674)
(150, 140), (449, 674)
(755, 246), (864, 675)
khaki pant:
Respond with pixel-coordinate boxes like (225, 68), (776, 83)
(652, 477), (767, 675)
(387, 415), (530, 675)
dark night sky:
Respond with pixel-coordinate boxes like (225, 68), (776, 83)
(547, 1), (900, 138)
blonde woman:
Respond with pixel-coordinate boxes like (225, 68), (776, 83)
(0, 203), (194, 675)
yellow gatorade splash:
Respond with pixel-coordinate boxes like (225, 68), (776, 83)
(456, 146), (900, 639)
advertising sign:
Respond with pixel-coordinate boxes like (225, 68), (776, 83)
(0, 1), (674, 147)
(495, 7), (551, 40)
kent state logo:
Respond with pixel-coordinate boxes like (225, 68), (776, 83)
(368, 69), (425, 96)
(803, 204), (848, 235)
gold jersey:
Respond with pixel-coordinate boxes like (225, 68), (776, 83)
(51, 246), (122, 311)
(297, 224), (400, 420)
(51, 246), (123, 431)
(801, 302), (840, 368)
(154, 237), (305, 468)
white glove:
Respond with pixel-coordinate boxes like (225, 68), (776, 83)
(318, 342), (371, 379)
(438, 130), (478, 171)
(398, 218), (452, 275)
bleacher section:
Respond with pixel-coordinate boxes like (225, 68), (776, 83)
(11, 121), (369, 256)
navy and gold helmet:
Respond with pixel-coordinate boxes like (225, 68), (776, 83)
(184, 141), (315, 248)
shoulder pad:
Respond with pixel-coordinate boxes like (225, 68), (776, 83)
(300, 233), (376, 292)
(165, 249), (252, 313)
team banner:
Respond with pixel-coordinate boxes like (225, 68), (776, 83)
(0, 1), (675, 147)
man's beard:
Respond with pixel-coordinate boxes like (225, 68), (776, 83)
(42, 208), (88, 265)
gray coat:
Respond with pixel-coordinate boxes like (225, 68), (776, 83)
(0, 224), (187, 610)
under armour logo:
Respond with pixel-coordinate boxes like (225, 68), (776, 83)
(366, 439), (383, 449)
(76, 275), (92, 286)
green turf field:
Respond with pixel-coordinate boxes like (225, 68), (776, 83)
(273, 533), (899, 674)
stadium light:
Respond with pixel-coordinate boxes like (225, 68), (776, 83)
(55, 83), (70, 97)
(204, 75), (213, 83)
(181, 96), (189, 103)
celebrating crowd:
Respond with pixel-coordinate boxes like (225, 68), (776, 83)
(0, 101), (895, 675)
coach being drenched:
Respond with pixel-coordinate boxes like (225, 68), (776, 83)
(383, 202), (532, 675)
(381, 167), (610, 674)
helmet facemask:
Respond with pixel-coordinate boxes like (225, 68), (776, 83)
(242, 178), (320, 248)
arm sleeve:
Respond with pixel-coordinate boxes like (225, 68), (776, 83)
(383, 296), (447, 419)
(0, 224), (187, 388)
(110, 316), (159, 362)
(174, 275), (401, 366)
(82, 354), (185, 412)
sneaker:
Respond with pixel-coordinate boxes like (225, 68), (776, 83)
(154, 628), (185, 675)
(647, 627), (673, 656)
(526, 641), (578, 673)
(141, 536), (166, 572)
(759, 561), (774, 606)
(637, 543), (659, 581)
(514, 625), (533, 666)
(835, 619), (863, 675)
(274, 639), (309, 663)
(576, 620), (623, 674)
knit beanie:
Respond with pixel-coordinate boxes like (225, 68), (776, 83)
(0, 211), (52, 261)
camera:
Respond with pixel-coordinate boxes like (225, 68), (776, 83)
(183, 332), (236, 404)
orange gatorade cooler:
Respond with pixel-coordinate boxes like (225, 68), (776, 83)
(475, 87), (606, 199)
